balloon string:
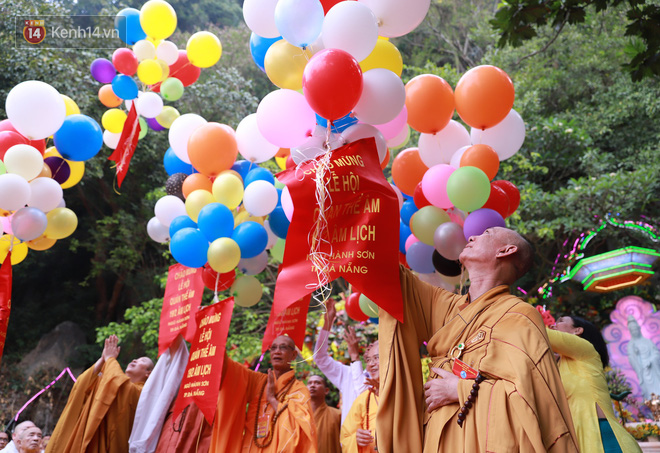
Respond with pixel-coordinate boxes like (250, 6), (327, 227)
(13, 367), (77, 421)
(213, 270), (220, 300)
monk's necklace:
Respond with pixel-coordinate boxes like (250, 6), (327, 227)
(364, 387), (379, 432)
(253, 375), (296, 448)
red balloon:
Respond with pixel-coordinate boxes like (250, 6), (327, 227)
(345, 292), (369, 322)
(151, 50), (201, 92)
(413, 182), (431, 209)
(481, 184), (510, 218)
(112, 48), (138, 76)
(201, 264), (236, 291)
(492, 180), (520, 217)
(285, 155), (295, 169)
(320, 0), (351, 14)
(0, 120), (45, 154)
(302, 49), (363, 121)
(0, 131), (28, 160)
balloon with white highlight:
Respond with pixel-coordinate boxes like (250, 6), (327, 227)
(236, 114), (279, 163)
(11, 207), (47, 241)
(6, 81), (66, 140)
(133, 39), (156, 61)
(322, 1), (379, 61)
(256, 89), (316, 148)
(341, 123), (387, 162)
(449, 145), (470, 168)
(28, 177), (63, 212)
(156, 41), (179, 65)
(291, 126), (343, 164)
(281, 186), (294, 221)
(353, 68), (405, 125)
(358, 0), (431, 37)
(147, 216), (170, 243)
(0, 174), (31, 211)
(168, 113), (207, 164)
(433, 221), (467, 260)
(418, 120), (471, 168)
(264, 220), (278, 249)
(154, 195), (186, 227)
(387, 124), (410, 150)
(238, 251), (269, 275)
(4, 144), (44, 181)
(124, 90), (142, 111)
(470, 109), (525, 160)
(243, 0), (280, 38)
(135, 92), (164, 118)
(103, 130), (121, 149)
(243, 180), (279, 216)
(274, 0), (324, 48)
(374, 105), (407, 140)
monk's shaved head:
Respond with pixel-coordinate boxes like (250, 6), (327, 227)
(275, 335), (295, 348)
(497, 228), (534, 280)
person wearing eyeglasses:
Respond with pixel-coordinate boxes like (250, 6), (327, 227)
(210, 334), (317, 453)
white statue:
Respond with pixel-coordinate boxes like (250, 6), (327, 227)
(627, 316), (660, 399)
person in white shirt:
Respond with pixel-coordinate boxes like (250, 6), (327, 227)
(314, 302), (369, 423)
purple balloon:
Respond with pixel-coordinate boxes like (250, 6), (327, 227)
(44, 157), (71, 184)
(462, 208), (506, 241)
(406, 241), (436, 274)
(146, 116), (165, 131)
(90, 58), (116, 84)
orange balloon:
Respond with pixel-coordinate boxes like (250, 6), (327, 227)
(391, 147), (428, 196)
(380, 148), (390, 170)
(454, 65), (514, 130)
(98, 85), (122, 108)
(459, 144), (500, 180)
(405, 75), (455, 134)
(187, 123), (239, 177)
(275, 148), (290, 158)
(37, 163), (52, 179)
(182, 173), (213, 199)
(27, 234), (57, 251)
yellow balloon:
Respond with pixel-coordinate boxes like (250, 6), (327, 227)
(156, 59), (170, 81)
(185, 189), (215, 222)
(212, 173), (244, 209)
(0, 235), (28, 265)
(360, 39), (403, 76)
(137, 59), (163, 85)
(275, 156), (288, 171)
(187, 31), (222, 68)
(61, 160), (85, 189)
(207, 237), (241, 273)
(45, 208), (78, 239)
(146, 36), (162, 47)
(156, 106), (179, 128)
(102, 109), (127, 134)
(140, 0), (177, 40)
(44, 146), (61, 158)
(61, 95), (80, 116)
(264, 40), (312, 90)
(231, 275), (263, 307)
(219, 169), (243, 184)
(27, 234), (57, 251)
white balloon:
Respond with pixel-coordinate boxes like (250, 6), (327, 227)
(353, 68), (405, 125)
(156, 40), (179, 65)
(0, 174), (31, 211)
(135, 92), (164, 118)
(147, 216), (170, 243)
(11, 207), (47, 241)
(236, 114), (279, 163)
(418, 120), (471, 168)
(154, 195), (186, 227)
(291, 126), (343, 164)
(243, 180), (279, 216)
(103, 130), (121, 149)
(125, 90), (143, 111)
(449, 145), (470, 168)
(238, 251), (269, 275)
(168, 114), (207, 164)
(340, 123), (387, 162)
(28, 177), (63, 212)
(322, 1), (379, 61)
(470, 109), (525, 160)
(243, 0), (280, 38)
(4, 144), (44, 181)
(6, 81), (66, 140)
(263, 220), (278, 249)
(389, 183), (403, 210)
(281, 186), (294, 221)
(358, 0), (431, 37)
(387, 124), (410, 150)
(274, 0), (324, 47)
(133, 39), (156, 61)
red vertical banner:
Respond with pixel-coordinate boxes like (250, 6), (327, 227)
(172, 297), (234, 425)
(261, 294), (311, 354)
(0, 252), (11, 367)
(108, 102), (141, 188)
(158, 264), (204, 356)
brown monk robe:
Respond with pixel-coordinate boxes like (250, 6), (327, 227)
(308, 375), (341, 453)
(377, 227), (579, 453)
(154, 402), (212, 453)
(47, 335), (153, 453)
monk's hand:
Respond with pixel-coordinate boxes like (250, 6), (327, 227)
(323, 301), (337, 331)
(102, 335), (120, 362)
(424, 368), (459, 413)
(345, 326), (360, 362)
(266, 369), (279, 412)
(356, 428), (374, 447)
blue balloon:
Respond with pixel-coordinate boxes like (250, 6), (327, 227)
(244, 167), (274, 186)
(369, 317), (380, 325)
(400, 198), (418, 226)
(111, 74), (138, 100)
(53, 114), (103, 162)
(169, 216), (197, 239)
(231, 160), (253, 181)
(268, 207), (289, 238)
(164, 148), (195, 176)
(316, 113), (358, 133)
(399, 221), (411, 254)
(197, 203), (234, 242)
(170, 228), (209, 268)
(406, 242), (436, 274)
(115, 8), (146, 45)
(249, 33), (281, 72)
(231, 221), (268, 259)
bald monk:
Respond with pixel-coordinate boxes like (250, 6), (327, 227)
(308, 375), (341, 453)
(210, 335), (317, 453)
(0, 421), (35, 453)
(14, 426), (41, 453)
(47, 335), (153, 453)
(378, 227), (579, 452)
(340, 342), (379, 453)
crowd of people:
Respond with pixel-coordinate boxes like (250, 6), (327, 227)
(3, 227), (643, 452)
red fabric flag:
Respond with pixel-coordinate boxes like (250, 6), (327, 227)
(0, 252), (12, 367)
(273, 138), (403, 322)
(108, 103), (141, 188)
(173, 297), (234, 425)
(261, 294), (311, 354)
(158, 264), (205, 356)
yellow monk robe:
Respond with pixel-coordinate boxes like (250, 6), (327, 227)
(377, 267), (579, 453)
(314, 403), (341, 453)
(210, 357), (317, 453)
(340, 390), (377, 453)
(46, 357), (143, 453)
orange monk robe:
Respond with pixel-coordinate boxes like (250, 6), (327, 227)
(314, 403), (341, 453)
(154, 402), (212, 453)
(46, 357), (143, 453)
(377, 268), (579, 453)
(210, 357), (317, 453)
(340, 390), (377, 453)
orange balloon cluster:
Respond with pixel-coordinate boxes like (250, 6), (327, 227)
(454, 65), (514, 130)
(405, 75), (455, 134)
(459, 144), (499, 180)
(391, 147), (429, 196)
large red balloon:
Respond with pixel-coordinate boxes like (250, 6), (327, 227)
(481, 183), (510, 218)
(454, 65), (514, 130)
(0, 120), (45, 154)
(302, 49), (363, 121)
(491, 180), (520, 217)
(151, 50), (201, 92)
(202, 264), (235, 291)
(345, 292), (369, 322)
(413, 182), (431, 209)
(0, 131), (28, 160)
(112, 48), (138, 76)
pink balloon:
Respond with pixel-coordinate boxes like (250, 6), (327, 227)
(281, 186), (294, 221)
(447, 207), (466, 227)
(421, 164), (455, 209)
(256, 89), (317, 148)
(405, 233), (420, 252)
(373, 105), (407, 140)
(1, 215), (13, 235)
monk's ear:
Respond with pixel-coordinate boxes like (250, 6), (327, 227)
(574, 326), (584, 336)
(324, 387), (329, 396)
(496, 244), (517, 258)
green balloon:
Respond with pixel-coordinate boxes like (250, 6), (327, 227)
(160, 77), (184, 101)
(410, 206), (450, 245)
(0, 161), (6, 175)
(271, 238), (286, 263)
(274, 177), (285, 190)
(359, 294), (379, 318)
(446, 166), (491, 212)
(138, 117), (148, 140)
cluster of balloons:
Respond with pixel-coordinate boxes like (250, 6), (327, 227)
(91, 0), (222, 151)
(344, 291), (380, 323)
(0, 81), (100, 264)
